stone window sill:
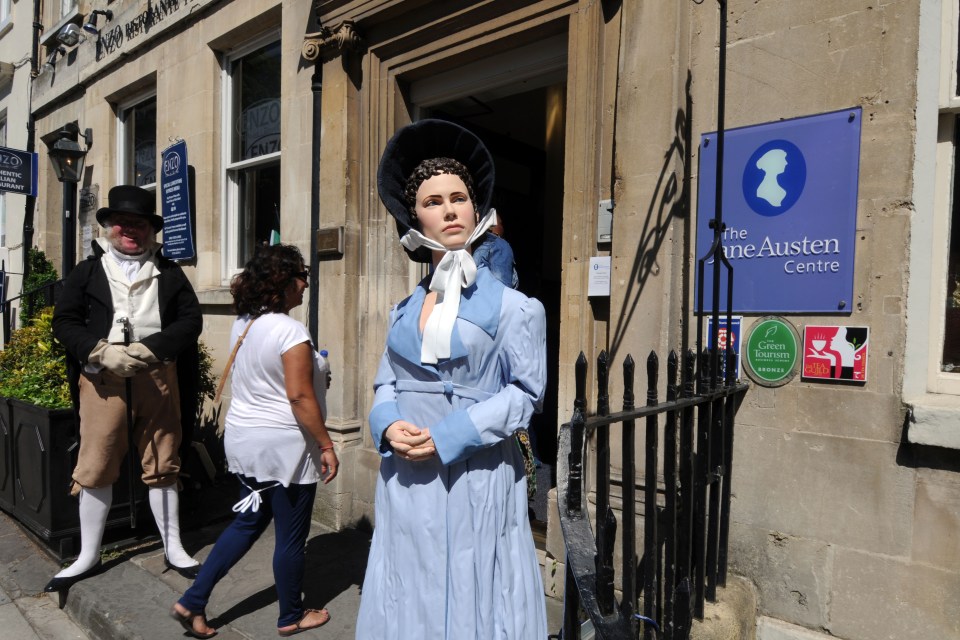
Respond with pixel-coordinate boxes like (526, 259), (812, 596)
(905, 393), (960, 449)
(195, 287), (233, 306)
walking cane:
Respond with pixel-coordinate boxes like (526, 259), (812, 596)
(117, 317), (138, 529)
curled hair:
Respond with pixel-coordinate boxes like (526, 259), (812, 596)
(402, 157), (477, 225)
(230, 243), (305, 316)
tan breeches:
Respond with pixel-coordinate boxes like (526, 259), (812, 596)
(71, 362), (182, 496)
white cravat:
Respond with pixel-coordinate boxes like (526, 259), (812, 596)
(400, 209), (496, 364)
(107, 244), (149, 282)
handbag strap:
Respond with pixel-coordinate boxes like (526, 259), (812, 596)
(214, 318), (257, 403)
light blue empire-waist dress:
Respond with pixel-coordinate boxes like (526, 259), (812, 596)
(356, 267), (548, 640)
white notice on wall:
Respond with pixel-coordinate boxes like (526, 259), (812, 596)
(588, 256), (611, 297)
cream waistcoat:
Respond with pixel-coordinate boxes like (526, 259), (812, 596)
(96, 237), (163, 343)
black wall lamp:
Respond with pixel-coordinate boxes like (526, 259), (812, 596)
(45, 124), (91, 182)
(42, 46), (66, 73)
(83, 9), (114, 35)
(42, 124), (92, 276)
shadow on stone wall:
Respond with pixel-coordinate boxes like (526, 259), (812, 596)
(897, 412), (960, 472)
(610, 71), (694, 363)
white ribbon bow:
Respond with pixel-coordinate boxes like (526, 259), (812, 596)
(231, 478), (281, 513)
(400, 209), (497, 364)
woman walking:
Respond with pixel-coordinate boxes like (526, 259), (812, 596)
(170, 244), (337, 638)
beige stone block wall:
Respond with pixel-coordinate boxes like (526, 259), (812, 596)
(728, 523), (831, 629)
(731, 424), (915, 556)
(347, 447), (382, 527)
(609, 0), (690, 394)
(792, 386), (903, 442)
(831, 548), (960, 639)
(677, 2), (960, 638)
(913, 467), (960, 572)
(609, 171), (687, 368)
(732, 509), (960, 640)
(757, 616), (835, 640)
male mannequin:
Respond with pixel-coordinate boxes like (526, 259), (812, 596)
(46, 185), (202, 605)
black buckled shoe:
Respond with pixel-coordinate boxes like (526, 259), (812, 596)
(164, 556), (201, 579)
(43, 560), (103, 609)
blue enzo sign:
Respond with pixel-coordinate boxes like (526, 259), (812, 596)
(0, 146), (38, 196)
(160, 140), (196, 261)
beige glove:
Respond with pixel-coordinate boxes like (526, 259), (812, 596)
(86, 339), (110, 364)
(98, 344), (149, 377)
(126, 342), (160, 364)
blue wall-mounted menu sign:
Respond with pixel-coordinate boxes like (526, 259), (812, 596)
(0, 146), (38, 197)
(696, 108), (862, 313)
(160, 140), (195, 261)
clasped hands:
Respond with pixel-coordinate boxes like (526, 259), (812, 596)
(385, 421), (436, 461)
(89, 339), (159, 377)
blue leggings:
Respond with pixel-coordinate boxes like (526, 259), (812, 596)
(178, 475), (317, 627)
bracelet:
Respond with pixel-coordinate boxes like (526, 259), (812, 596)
(319, 443), (335, 451)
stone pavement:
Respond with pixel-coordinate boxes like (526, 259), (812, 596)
(0, 480), (564, 640)
(0, 513), (92, 640)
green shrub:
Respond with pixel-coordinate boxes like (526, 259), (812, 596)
(0, 307), (71, 409)
(20, 248), (59, 325)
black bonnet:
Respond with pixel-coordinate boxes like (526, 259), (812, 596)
(377, 119), (495, 262)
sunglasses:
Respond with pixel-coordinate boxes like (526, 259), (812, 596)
(294, 269), (310, 282)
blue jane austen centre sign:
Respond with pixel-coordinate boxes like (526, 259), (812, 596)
(160, 140), (196, 261)
(696, 108), (862, 313)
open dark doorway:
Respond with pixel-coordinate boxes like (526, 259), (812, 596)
(425, 83), (566, 524)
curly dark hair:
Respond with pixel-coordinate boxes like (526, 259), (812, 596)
(402, 157), (478, 226)
(230, 244), (305, 316)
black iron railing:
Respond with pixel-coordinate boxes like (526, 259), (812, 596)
(556, 348), (748, 639)
(2, 279), (64, 344)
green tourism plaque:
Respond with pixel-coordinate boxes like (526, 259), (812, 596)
(743, 316), (799, 387)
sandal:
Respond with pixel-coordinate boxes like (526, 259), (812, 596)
(278, 608), (330, 636)
(170, 604), (218, 639)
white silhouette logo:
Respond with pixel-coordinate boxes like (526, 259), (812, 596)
(754, 149), (787, 207)
(742, 139), (806, 217)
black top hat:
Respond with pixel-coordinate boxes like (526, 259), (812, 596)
(377, 119), (495, 262)
(95, 185), (163, 232)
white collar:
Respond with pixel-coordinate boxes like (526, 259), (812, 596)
(399, 209), (496, 363)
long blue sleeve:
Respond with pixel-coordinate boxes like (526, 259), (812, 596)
(430, 296), (546, 464)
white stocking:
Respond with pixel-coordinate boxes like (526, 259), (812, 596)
(149, 486), (197, 568)
(55, 485), (112, 578)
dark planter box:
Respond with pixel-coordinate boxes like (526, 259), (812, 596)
(6, 398), (143, 557)
(0, 397), (13, 513)
(10, 399), (78, 540)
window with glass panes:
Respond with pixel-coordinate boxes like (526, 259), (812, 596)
(119, 96), (157, 188)
(223, 37), (281, 274)
(945, 120), (960, 372)
(932, 0), (960, 387)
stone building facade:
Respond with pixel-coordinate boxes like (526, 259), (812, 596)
(16, 0), (960, 638)
(0, 0), (35, 321)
